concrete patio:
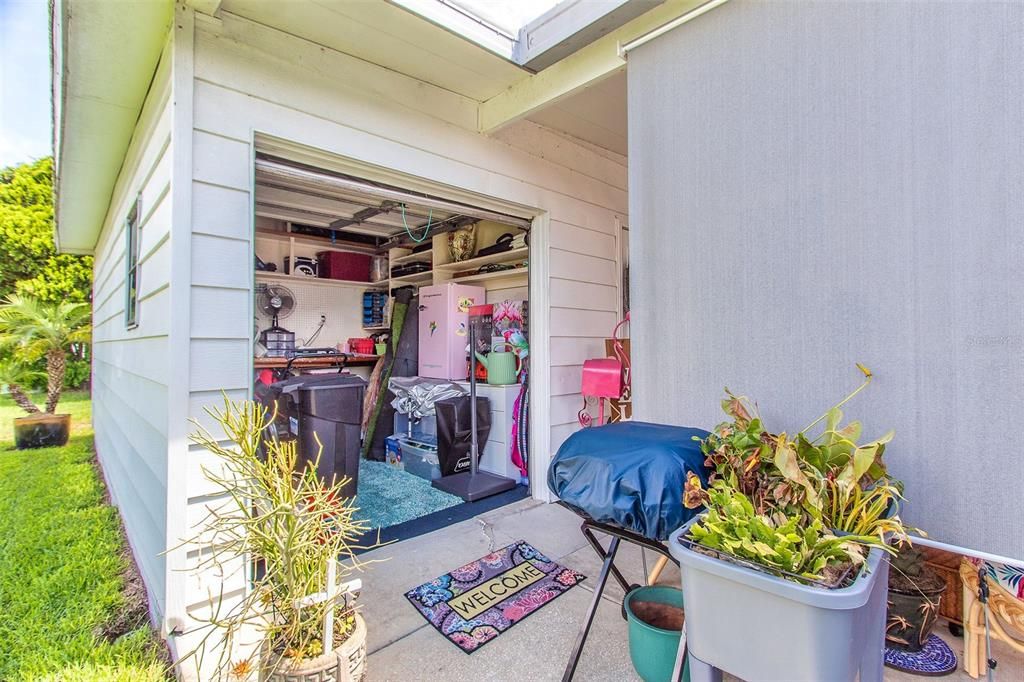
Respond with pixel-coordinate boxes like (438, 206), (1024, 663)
(359, 499), (1023, 682)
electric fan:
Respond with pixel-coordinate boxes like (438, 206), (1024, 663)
(258, 284), (297, 357)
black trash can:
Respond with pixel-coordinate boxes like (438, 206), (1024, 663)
(261, 374), (366, 498)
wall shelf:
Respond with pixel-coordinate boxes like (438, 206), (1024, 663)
(256, 271), (387, 290)
(389, 270), (433, 286)
(433, 247), (528, 272)
(449, 266), (529, 285)
(390, 249), (433, 266)
(255, 229), (378, 256)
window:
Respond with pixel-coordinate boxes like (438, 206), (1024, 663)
(124, 196), (141, 328)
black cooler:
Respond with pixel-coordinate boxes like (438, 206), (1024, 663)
(261, 374), (366, 498)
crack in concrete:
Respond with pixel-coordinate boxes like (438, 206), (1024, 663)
(478, 517), (497, 553)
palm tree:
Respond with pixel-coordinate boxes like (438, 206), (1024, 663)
(0, 357), (45, 414)
(0, 295), (91, 414)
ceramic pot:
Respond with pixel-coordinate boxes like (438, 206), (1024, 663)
(261, 613), (367, 681)
(14, 413), (71, 449)
(448, 224), (477, 262)
(885, 568), (945, 652)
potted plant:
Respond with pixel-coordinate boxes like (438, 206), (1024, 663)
(0, 295), (90, 448)
(672, 365), (917, 682)
(885, 546), (946, 652)
(180, 398), (376, 681)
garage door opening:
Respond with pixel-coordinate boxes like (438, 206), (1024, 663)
(250, 152), (535, 543)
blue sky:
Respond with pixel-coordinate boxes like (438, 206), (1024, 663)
(1, 0), (51, 168)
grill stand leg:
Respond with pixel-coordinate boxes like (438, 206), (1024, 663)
(562, 535), (621, 682)
(582, 525), (633, 595)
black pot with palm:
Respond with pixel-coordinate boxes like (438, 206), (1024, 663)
(886, 546), (947, 652)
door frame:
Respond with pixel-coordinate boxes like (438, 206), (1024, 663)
(250, 133), (552, 501)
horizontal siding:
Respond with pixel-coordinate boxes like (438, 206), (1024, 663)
(90, 42), (175, 623)
(177, 9), (629, 625)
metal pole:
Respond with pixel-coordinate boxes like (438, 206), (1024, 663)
(469, 320), (479, 476)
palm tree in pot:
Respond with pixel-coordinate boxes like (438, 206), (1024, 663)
(0, 295), (90, 448)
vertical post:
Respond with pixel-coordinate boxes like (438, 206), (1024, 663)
(469, 320), (479, 476)
(324, 559), (337, 649)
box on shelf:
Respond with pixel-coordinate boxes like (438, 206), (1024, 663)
(318, 251), (371, 281)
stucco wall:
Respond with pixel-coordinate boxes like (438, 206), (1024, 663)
(628, 0), (1023, 559)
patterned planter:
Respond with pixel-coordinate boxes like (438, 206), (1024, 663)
(261, 613), (366, 682)
(885, 568), (945, 651)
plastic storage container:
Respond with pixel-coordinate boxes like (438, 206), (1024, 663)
(318, 251), (371, 281)
(385, 435), (441, 481)
(393, 412), (437, 439)
(669, 515), (889, 682)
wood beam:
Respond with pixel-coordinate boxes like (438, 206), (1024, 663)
(478, 0), (709, 133)
(185, 0), (222, 18)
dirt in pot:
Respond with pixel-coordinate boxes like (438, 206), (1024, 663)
(631, 600), (685, 631)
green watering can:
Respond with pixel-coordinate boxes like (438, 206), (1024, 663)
(474, 342), (521, 385)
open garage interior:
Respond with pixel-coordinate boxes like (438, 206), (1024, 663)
(251, 150), (535, 540)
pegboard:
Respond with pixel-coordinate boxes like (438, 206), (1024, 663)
(255, 279), (377, 349)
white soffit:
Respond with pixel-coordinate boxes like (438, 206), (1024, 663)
(526, 70), (627, 156)
(53, 0), (173, 254)
(220, 0), (530, 101)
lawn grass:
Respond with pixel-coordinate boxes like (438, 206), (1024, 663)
(0, 391), (168, 681)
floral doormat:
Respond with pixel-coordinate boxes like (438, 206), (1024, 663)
(405, 540), (586, 653)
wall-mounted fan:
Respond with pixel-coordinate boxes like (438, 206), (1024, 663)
(258, 284), (297, 357)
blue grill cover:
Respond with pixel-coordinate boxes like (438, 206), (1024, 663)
(547, 422), (712, 541)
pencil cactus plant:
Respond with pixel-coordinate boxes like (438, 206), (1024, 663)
(179, 398), (378, 680)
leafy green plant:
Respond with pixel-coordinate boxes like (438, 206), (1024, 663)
(178, 398), (379, 678)
(685, 365), (919, 585)
(688, 480), (876, 585)
(0, 295), (91, 414)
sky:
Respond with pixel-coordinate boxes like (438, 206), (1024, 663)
(0, 0), (51, 168)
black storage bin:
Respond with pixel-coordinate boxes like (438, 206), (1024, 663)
(260, 374), (366, 498)
(435, 395), (491, 476)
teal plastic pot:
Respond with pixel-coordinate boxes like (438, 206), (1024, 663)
(624, 585), (689, 682)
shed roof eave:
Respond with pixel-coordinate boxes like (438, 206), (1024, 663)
(52, 0), (173, 254)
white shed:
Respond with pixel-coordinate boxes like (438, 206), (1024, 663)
(53, 0), (678, 674)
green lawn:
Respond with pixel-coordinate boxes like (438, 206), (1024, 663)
(0, 392), (168, 681)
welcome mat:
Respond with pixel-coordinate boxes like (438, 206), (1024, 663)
(405, 540), (586, 653)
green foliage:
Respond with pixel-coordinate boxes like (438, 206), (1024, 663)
(0, 294), (91, 413)
(181, 398), (378, 677)
(0, 158), (92, 304)
(0, 396), (168, 681)
(689, 481), (870, 583)
(0, 158), (93, 399)
(685, 366), (918, 586)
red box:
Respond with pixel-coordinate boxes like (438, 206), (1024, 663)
(347, 338), (374, 354)
(317, 251), (371, 281)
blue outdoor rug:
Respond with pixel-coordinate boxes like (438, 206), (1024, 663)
(354, 459), (461, 529)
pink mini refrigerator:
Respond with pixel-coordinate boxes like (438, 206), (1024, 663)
(418, 283), (486, 380)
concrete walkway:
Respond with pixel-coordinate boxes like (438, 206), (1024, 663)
(357, 499), (1023, 682)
